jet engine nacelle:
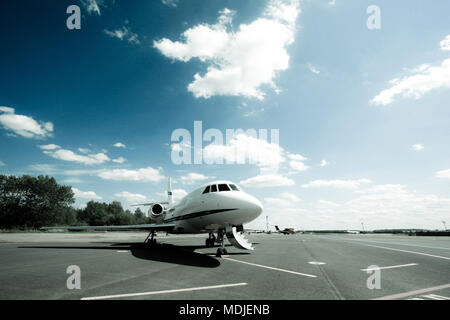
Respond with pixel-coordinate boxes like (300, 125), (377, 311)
(148, 203), (165, 222)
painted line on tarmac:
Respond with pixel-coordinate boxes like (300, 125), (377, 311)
(81, 282), (248, 300)
(420, 294), (450, 300)
(372, 283), (450, 300)
(359, 244), (450, 261)
(361, 263), (418, 271)
(223, 257), (317, 278)
(320, 237), (450, 261)
(333, 238), (450, 251)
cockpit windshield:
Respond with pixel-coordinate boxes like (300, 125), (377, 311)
(203, 183), (240, 194)
(218, 184), (231, 191)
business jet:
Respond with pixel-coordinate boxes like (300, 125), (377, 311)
(275, 226), (296, 235)
(42, 179), (263, 257)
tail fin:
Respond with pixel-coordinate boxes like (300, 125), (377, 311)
(275, 225), (280, 231)
(167, 177), (173, 205)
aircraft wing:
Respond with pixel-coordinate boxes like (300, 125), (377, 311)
(41, 222), (175, 232)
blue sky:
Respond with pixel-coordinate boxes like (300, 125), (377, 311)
(1, 0), (450, 230)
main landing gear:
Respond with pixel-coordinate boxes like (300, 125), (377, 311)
(216, 229), (227, 257)
(205, 232), (216, 247)
(205, 230), (228, 257)
(144, 230), (157, 245)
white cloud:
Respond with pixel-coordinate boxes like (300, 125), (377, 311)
(43, 146), (110, 165)
(0, 161), (4, 167)
(320, 160), (329, 167)
(240, 174), (295, 188)
(277, 192), (301, 203)
(302, 179), (373, 190)
(112, 157), (126, 164)
(440, 35), (450, 51)
(339, 185), (450, 229)
(288, 154), (307, 161)
(180, 173), (214, 184)
(98, 167), (165, 182)
(0, 107), (53, 139)
(104, 27), (140, 44)
(113, 142), (126, 148)
(329, 0), (336, 5)
(436, 169), (450, 179)
(289, 160), (309, 172)
(81, 0), (101, 15)
(252, 182), (450, 230)
(371, 58), (450, 106)
(72, 187), (102, 200)
(39, 144), (61, 150)
(307, 62), (320, 74)
(154, 0), (300, 100)
(203, 133), (285, 170)
(203, 132), (307, 188)
(115, 191), (148, 203)
(78, 148), (91, 154)
(162, 0), (178, 7)
(412, 144), (424, 151)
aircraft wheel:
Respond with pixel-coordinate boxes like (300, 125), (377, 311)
(222, 248), (228, 255)
(216, 248), (223, 257)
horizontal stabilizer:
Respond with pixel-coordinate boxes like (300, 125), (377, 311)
(131, 202), (169, 207)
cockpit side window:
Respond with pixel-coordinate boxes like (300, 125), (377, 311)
(203, 186), (210, 194)
(218, 184), (231, 192)
(229, 184), (239, 191)
(211, 184), (218, 192)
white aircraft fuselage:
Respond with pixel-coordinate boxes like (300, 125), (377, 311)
(159, 181), (263, 234)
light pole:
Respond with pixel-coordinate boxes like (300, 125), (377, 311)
(443, 221), (447, 231)
(361, 222), (365, 233)
(266, 216), (268, 233)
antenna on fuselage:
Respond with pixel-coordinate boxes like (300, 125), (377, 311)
(167, 177), (173, 205)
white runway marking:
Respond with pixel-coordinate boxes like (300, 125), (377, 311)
(322, 237), (450, 261)
(308, 261), (326, 265)
(361, 263), (418, 271)
(421, 294), (450, 300)
(223, 257), (317, 278)
(116, 250), (128, 253)
(81, 282), (248, 300)
(360, 244), (450, 261)
(328, 238), (450, 251)
(372, 283), (450, 300)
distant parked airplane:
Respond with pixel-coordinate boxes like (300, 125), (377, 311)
(275, 225), (296, 235)
(42, 178), (263, 257)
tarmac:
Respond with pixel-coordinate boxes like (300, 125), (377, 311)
(0, 232), (449, 300)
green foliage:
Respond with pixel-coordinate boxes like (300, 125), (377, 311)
(0, 175), (75, 229)
(0, 174), (150, 230)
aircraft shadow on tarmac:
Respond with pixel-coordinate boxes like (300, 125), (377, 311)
(19, 242), (251, 268)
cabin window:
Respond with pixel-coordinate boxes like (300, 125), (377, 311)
(211, 184), (218, 192)
(229, 184), (239, 191)
(203, 186), (210, 194)
(218, 184), (231, 192)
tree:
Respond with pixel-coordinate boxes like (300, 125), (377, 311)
(0, 175), (75, 229)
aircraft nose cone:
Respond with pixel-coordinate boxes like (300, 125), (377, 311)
(250, 196), (263, 217)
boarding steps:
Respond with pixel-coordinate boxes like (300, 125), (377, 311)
(226, 226), (254, 250)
